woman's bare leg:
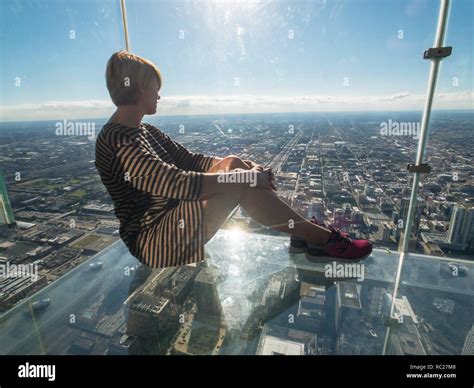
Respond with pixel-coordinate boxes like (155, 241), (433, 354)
(202, 156), (248, 244)
(202, 156), (331, 245)
(238, 189), (331, 245)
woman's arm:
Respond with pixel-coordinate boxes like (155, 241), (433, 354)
(242, 159), (276, 190)
(208, 156), (224, 170)
(205, 157), (276, 192)
(114, 142), (205, 200)
(201, 168), (273, 197)
(207, 157), (263, 171)
(242, 159), (261, 169)
(114, 141), (272, 200)
(146, 124), (217, 172)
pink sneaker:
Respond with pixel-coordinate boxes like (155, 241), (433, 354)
(310, 216), (350, 237)
(289, 217), (350, 253)
(306, 229), (372, 262)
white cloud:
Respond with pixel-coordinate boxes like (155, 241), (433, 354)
(378, 92), (411, 101)
(0, 100), (115, 121)
(0, 92), (472, 121)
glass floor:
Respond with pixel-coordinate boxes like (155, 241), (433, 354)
(0, 229), (472, 355)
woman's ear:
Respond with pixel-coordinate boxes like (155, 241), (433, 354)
(135, 86), (147, 106)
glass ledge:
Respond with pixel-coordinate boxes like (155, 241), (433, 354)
(0, 229), (472, 355)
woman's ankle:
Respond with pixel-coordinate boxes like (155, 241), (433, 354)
(306, 228), (331, 246)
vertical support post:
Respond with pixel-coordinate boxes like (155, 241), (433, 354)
(383, 0), (451, 355)
(120, 0), (131, 51)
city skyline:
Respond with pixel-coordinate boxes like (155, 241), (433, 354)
(0, 109), (472, 357)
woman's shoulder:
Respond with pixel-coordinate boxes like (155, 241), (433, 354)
(98, 121), (142, 148)
(142, 123), (172, 142)
(141, 122), (161, 134)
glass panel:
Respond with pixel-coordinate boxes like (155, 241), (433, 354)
(0, 230), (396, 355)
(2, 230), (471, 355)
(385, 253), (474, 355)
(0, 0), (124, 314)
(403, 0), (473, 259)
(385, 0), (474, 355)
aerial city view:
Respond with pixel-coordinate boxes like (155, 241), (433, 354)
(0, 0), (473, 362)
(1, 111), (472, 355)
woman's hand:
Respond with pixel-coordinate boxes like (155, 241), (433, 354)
(244, 159), (264, 171)
(254, 169), (272, 190)
(264, 166), (277, 191)
(251, 166), (277, 191)
(243, 159), (277, 191)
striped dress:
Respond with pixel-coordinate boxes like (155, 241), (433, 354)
(94, 122), (216, 268)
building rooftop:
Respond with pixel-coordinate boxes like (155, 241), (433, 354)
(257, 335), (306, 355)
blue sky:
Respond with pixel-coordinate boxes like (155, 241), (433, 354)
(0, 0), (472, 121)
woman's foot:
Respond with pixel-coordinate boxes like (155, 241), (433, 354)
(289, 234), (308, 253)
(305, 229), (372, 262)
(289, 217), (349, 253)
(310, 216), (350, 237)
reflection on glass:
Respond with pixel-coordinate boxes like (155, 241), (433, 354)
(1, 229), (472, 355)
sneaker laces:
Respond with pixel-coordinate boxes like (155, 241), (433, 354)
(312, 217), (346, 236)
(333, 229), (352, 245)
(312, 218), (351, 245)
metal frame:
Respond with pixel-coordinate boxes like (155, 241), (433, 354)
(383, 0), (452, 355)
(120, 0), (131, 51)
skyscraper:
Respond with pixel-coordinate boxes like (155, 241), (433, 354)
(461, 325), (474, 355)
(398, 196), (424, 241)
(194, 266), (222, 321)
(0, 171), (15, 226)
(335, 282), (362, 333)
(399, 197), (411, 225)
(386, 296), (426, 355)
(462, 208), (474, 251)
(449, 206), (474, 251)
(308, 201), (324, 221)
(449, 206), (465, 244)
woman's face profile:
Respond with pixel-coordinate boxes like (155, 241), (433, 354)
(140, 77), (161, 115)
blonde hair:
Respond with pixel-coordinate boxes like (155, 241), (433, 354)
(105, 50), (162, 106)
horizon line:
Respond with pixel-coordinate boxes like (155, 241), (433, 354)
(1, 108), (473, 124)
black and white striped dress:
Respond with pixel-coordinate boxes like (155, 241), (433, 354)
(94, 122), (216, 268)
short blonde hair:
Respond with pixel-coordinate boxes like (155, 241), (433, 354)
(105, 50), (162, 106)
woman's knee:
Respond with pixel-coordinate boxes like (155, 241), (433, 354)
(222, 155), (249, 171)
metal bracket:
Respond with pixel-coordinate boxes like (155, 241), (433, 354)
(423, 46), (452, 60)
(407, 163), (432, 174)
